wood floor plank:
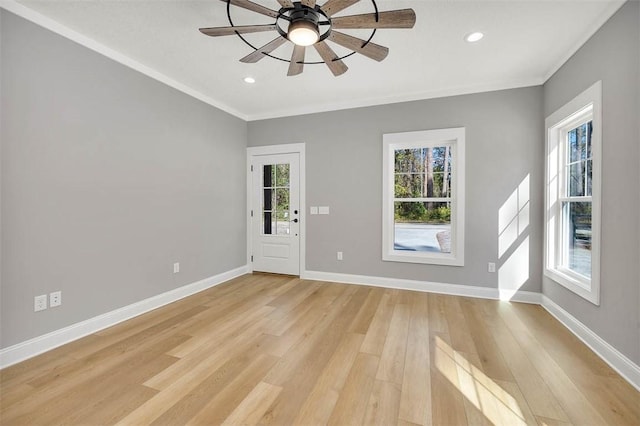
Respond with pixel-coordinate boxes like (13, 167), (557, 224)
(327, 352), (380, 426)
(260, 287), (370, 425)
(1, 275), (638, 426)
(430, 332), (468, 426)
(460, 298), (514, 382)
(479, 301), (571, 422)
(293, 332), (365, 425)
(348, 287), (384, 334)
(498, 302), (610, 426)
(398, 292), (431, 426)
(360, 291), (396, 355)
(376, 302), (411, 384)
(221, 381), (282, 426)
(185, 354), (280, 425)
(363, 379), (402, 426)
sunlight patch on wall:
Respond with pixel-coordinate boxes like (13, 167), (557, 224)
(499, 237), (530, 301)
(498, 175), (531, 301)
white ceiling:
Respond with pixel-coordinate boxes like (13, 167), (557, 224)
(4, 0), (625, 120)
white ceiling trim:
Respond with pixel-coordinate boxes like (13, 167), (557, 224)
(0, 0), (249, 121)
(541, 0), (625, 82)
(246, 77), (544, 121)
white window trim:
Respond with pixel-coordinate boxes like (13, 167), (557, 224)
(544, 81), (602, 305)
(383, 128), (465, 266)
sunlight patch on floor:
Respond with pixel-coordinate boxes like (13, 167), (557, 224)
(434, 336), (527, 426)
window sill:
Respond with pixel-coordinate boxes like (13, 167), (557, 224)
(544, 267), (599, 305)
(383, 251), (464, 266)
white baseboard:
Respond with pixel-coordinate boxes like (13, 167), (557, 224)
(541, 295), (640, 392)
(301, 270), (541, 304)
(0, 264), (250, 369)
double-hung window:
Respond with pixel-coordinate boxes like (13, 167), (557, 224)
(383, 128), (465, 266)
(545, 81), (601, 304)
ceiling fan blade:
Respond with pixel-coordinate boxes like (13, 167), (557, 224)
(277, 0), (294, 8)
(240, 37), (288, 63)
(320, 0), (359, 16)
(331, 9), (416, 29)
(328, 30), (388, 61)
(300, 0), (317, 7)
(218, 0), (279, 18)
(313, 41), (348, 76)
(288, 45), (306, 76)
(199, 24), (277, 37)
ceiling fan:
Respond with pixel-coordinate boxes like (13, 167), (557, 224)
(199, 0), (416, 76)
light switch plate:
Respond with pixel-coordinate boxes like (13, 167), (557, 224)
(319, 206), (330, 215)
(310, 206), (318, 215)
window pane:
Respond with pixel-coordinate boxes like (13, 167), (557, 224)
(568, 161), (586, 197)
(586, 121), (593, 159)
(563, 201), (591, 278)
(263, 212), (273, 235)
(275, 164), (290, 187)
(263, 165), (274, 187)
(275, 210), (290, 235)
(276, 188), (289, 212)
(395, 146), (452, 198)
(395, 149), (424, 173)
(586, 159), (592, 196)
(263, 188), (274, 211)
(568, 123), (588, 163)
(395, 173), (423, 198)
(394, 201), (451, 253)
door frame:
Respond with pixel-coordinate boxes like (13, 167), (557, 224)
(247, 143), (306, 275)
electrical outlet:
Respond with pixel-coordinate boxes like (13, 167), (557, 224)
(337, 251), (343, 261)
(173, 262), (180, 273)
(488, 262), (496, 273)
(50, 291), (62, 307)
(34, 295), (47, 312)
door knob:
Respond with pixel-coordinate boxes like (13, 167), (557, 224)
(292, 218), (299, 223)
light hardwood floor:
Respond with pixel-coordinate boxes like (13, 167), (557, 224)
(1, 274), (638, 425)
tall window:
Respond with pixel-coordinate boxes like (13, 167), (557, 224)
(545, 81), (601, 304)
(383, 128), (465, 266)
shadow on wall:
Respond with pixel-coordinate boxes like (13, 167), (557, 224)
(498, 175), (531, 300)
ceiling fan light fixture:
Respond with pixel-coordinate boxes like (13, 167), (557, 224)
(288, 20), (320, 46)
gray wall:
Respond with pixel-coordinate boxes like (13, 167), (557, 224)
(542, 1), (640, 365)
(0, 11), (247, 348)
(249, 87), (544, 293)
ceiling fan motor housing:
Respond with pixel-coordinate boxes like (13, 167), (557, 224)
(289, 8), (320, 27)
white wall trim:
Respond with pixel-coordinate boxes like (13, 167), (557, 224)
(301, 270), (540, 304)
(541, 295), (640, 392)
(0, 0), (247, 121)
(0, 264), (250, 369)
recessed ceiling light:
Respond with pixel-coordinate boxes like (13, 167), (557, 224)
(465, 32), (484, 43)
(244, 77), (256, 84)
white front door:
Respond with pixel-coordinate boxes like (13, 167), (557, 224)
(250, 152), (300, 275)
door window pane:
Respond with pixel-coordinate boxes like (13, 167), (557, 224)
(262, 163), (290, 236)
